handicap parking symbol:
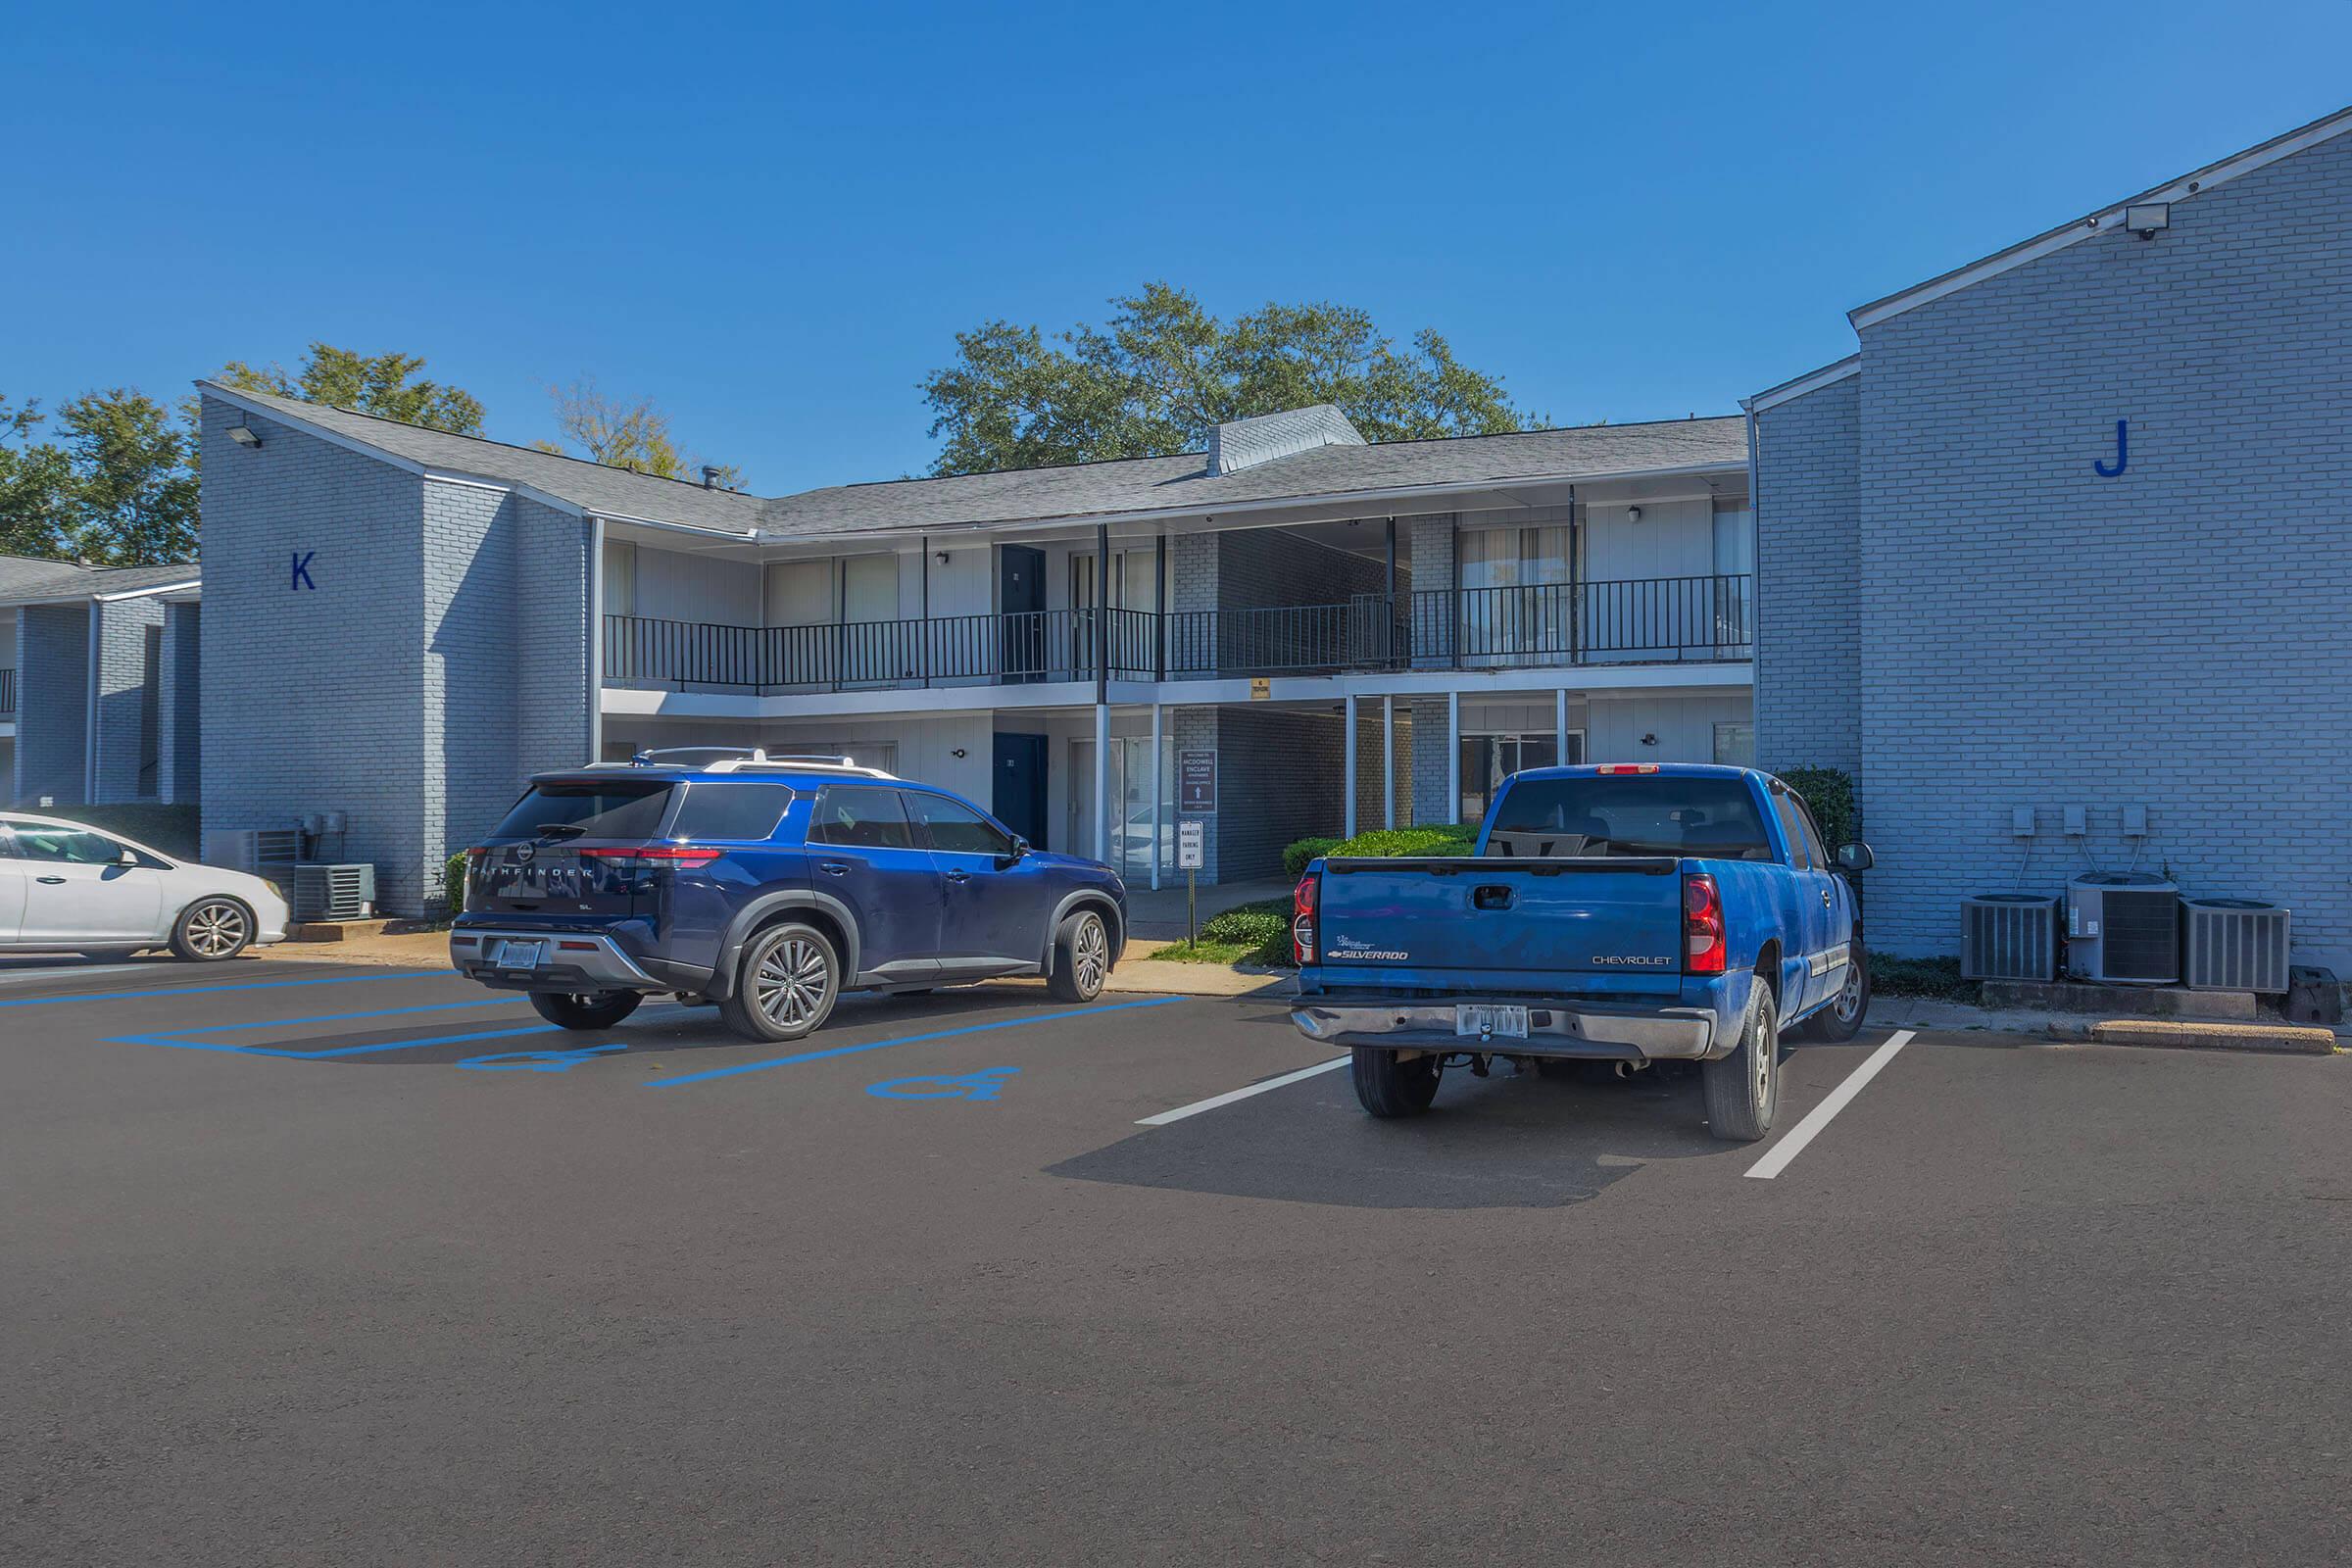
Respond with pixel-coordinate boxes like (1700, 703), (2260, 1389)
(866, 1066), (1020, 1102)
(459, 1043), (629, 1073)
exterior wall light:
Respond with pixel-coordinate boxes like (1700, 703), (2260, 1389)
(2125, 202), (2171, 238)
(227, 424), (262, 447)
(1627, 506), (1643, 523)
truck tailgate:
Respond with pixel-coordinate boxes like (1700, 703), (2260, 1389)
(1314, 856), (1685, 995)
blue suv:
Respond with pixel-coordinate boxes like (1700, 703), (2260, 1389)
(450, 750), (1127, 1043)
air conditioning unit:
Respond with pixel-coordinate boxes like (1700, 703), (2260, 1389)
(203, 827), (301, 873)
(266, 862), (377, 922)
(2066, 872), (2179, 985)
(1960, 894), (2061, 981)
(2181, 898), (2291, 994)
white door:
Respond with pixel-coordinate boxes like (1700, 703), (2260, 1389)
(1069, 736), (1173, 877)
(4, 821), (165, 946)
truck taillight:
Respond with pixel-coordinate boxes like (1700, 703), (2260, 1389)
(1684, 872), (1726, 974)
(1293, 873), (1318, 965)
(1597, 763), (1659, 775)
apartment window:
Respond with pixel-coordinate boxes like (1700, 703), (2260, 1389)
(1712, 721), (1755, 766)
(1457, 730), (1583, 825)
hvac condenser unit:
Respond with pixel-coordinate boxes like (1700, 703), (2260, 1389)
(202, 827), (301, 873)
(269, 863), (377, 923)
(2066, 872), (2180, 985)
(1960, 894), (2061, 981)
(2180, 897), (2291, 994)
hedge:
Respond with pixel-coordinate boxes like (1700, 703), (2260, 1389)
(1283, 822), (1476, 876)
(1779, 765), (1858, 853)
(444, 851), (469, 917)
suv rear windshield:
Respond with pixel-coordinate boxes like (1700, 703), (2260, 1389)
(491, 781), (673, 841)
(1485, 775), (1774, 860)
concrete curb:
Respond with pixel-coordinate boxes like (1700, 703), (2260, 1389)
(2076, 1018), (2339, 1055)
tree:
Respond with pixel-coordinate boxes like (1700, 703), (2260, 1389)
(0, 395), (75, 561)
(537, 377), (741, 488)
(919, 282), (1536, 476)
(218, 342), (484, 434)
(55, 390), (199, 565)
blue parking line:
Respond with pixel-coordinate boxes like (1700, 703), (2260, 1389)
(106, 998), (682, 1061)
(647, 996), (1184, 1089)
(0, 970), (443, 1008)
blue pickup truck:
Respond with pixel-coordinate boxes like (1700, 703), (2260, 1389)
(451, 751), (1127, 1044)
(1289, 763), (1872, 1141)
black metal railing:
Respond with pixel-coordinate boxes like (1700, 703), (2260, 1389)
(0, 667), (14, 716)
(600, 574), (1751, 693)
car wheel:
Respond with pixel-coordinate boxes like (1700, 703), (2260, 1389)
(718, 922), (840, 1043)
(170, 898), (253, 962)
(528, 991), (643, 1031)
(1797, 948), (1871, 1043)
(1046, 909), (1110, 1003)
(1351, 1046), (1442, 1117)
(1701, 980), (1779, 1143)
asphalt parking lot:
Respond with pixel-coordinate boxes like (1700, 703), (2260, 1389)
(5, 957), (2348, 1566)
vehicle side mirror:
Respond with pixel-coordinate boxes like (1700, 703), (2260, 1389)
(1835, 841), (1873, 873)
(118, 847), (140, 867)
(1001, 836), (1029, 865)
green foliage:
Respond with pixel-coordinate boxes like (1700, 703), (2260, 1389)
(1158, 899), (1292, 966)
(41, 803), (201, 859)
(1780, 765), (1858, 852)
(219, 343), (484, 434)
(445, 851), (470, 917)
(534, 377), (739, 486)
(1868, 953), (1979, 1004)
(1281, 837), (1344, 877)
(920, 281), (1537, 476)
(55, 390), (200, 564)
(0, 393), (74, 560)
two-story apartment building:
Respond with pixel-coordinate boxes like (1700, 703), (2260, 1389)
(2, 556), (202, 810)
(192, 386), (1754, 913)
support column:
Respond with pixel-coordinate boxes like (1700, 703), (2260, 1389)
(1446, 691), (1460, 825)
(1343, 694), (1358, 840)
(1555, 687), (1569, 765)
(1093, 701), (1110, 863)
(1150, 703), (1163, 892)
(1382, 694), (1396, 829)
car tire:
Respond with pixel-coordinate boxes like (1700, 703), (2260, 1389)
(170, 898), (253, 962)
(1701, 980), (1779, 1143)
(1046, 909), (1110, 1003)
(528, 991), (643, 1031)
(1797, 948), (1871, 1043)
(1351, 1046), (1442, 1117)
(718, 921), (841, 1043)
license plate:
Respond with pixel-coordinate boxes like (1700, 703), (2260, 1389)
(1455, 1004), (1529, 1040)
(494, 939), (546, 970)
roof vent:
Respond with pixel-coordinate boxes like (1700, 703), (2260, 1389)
(1206, 405), (1366, 475)
(700, 465), (723, 490)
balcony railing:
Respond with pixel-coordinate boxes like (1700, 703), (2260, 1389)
(0, 667), (14, 717)
(602, 574), (1750, 693)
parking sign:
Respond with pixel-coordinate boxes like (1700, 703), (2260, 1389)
(1178, 819), (1204, 871)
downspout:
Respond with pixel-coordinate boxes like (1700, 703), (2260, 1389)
(82, 596), (101, 803)
(587, 514), (606, 762)
(1743, 402), (1762, 754)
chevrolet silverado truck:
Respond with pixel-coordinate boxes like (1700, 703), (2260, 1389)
(1289, 763), (1872, 1141)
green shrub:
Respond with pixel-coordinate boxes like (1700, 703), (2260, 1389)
(1780, 765), (1858, 853)
(1159, 898), (1293, 966)
(1282, 822), (1475, 873)
(444, 851), (469, 917)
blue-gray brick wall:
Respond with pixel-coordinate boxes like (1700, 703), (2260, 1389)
(1215, 704), (1346, 879)
(158, 601), (200, 805)
(15, 604), (87, 806)
(1852, 129), (2352, 966)
(1753, 373), (1860, 775)
(1409, 695), (1450, 822)
(1214, 525), (1394, 611)
(91, 597), (165, 803)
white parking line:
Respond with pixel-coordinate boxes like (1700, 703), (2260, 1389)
(1137, 1055), (1350, 1126)
(1743, 1030), (1916, 1180)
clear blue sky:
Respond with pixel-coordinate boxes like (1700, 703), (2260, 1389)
(6, 1), (2348, 494)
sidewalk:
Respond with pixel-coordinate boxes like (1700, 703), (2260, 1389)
(1123, 878), (1294, 942)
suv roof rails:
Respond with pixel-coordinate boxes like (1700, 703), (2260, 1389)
(605, 746), (897, 780)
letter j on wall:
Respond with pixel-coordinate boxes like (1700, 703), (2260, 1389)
(2093, 419), (2129, 477)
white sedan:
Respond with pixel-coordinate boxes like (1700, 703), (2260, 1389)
(0, 813), (290, 961)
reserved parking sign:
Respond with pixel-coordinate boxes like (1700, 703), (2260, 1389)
(1178, 820), (1204, 871)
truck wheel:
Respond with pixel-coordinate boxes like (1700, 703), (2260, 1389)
(718, 922), (840, 1043)
(1798, 948), (1871, 1043)
(1702, 982), (1779, 1143)
(1351, 1047), (1441, 1117)
(1046, 909), (1109, 1003)
(528, 991), (642, 1031)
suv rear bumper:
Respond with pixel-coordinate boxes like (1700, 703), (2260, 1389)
(451, 929), (664, 993)
(1290, 996), (1719, 1060)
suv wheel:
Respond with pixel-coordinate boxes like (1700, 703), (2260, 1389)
(1701, 980), (1779, 1143)
(719, 922), (840, 1043)
(171, 898), (253, 962)
(529, 991), (643, 1031)
(1046, 909), (1109, 1003)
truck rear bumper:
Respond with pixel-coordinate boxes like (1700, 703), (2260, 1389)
(1290, 998), (1717, 1060)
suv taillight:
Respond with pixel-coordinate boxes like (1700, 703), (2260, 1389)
(1293, 873), (1318, 965)
(576, 844), (723, 869)
(1684, 872), (1726, 974)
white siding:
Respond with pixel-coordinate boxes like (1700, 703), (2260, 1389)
(633, 544), (761, 626)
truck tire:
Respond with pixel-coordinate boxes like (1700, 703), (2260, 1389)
(1046, 909), (1109, 1003)
(529, 991), (642, 1031)
(718, 921), (841, 1043)
(1797, 948), (1870, 1043)
(1702, 981), (1779, 1143)
(1351, 1046), (1441, 1117)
